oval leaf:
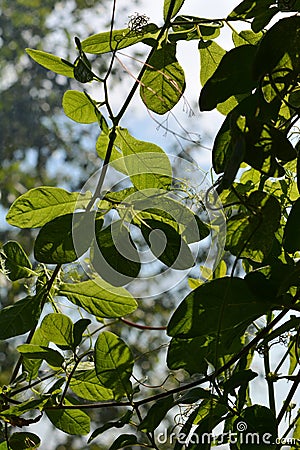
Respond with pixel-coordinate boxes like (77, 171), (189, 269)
(34, 212), (96, 264)
(40, 313), (74, 349)
(62, 90), (98, 123)
(6, 187), (92, 229)
(59, 278), (137, 319)
(26, 48), (74, 77)
(94, 331), (133, 400)
(91, 220), (141, 287)
(46, 399), (90, 435)
(2, 241), (33, 281)
(140, 42), (186, 114)
(0, 296), (41, 340)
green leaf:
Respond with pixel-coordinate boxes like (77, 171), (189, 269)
(70, 369), (114, 401)
(34, 212), (96, 264)
(167, 331), (243, 375)
(40, 313), (74, 349)
(171, 16), (222, 42)
(0, 398), (48, 417)
(81, 24), (159, 54)
(253, 16), (300, 80)
(141, 219), (195, 269)
(88, 410), (133, 442)
(138, 395), (174, 432)
(94, 331), (133, 400)
(233, 30), (264, 47)
(129, 196), (209, 244)
(62, 91), (98, 123)
(167, 277), (272, 340)
(26, 48), (74, 77)
(46, 399), (90, 435)
(243, 120), (296, 177)
(2, 241), (33, 281)
(73, 318), (91, 348)
(0, 296), (41, 340)
(212, 94), (283, 176)
(222, 370), (258, 395)
(199, 40), (226, 87)
(9, 432), (40, 450)
(235, 405), (277, 449)
(163, 0), (185, 19)
(116, 127), (172, 189)
(108, 434), (138, 450)
(6, 187), (92, 229)
(251, 7), (279, 33)
(140, 43), (186, 114)
(227, 0), (274, 20)
(199, 45), (257, 111)
(96, 133), (127, 174)
(17, 344), (64, 368)
(167, 336), (214, 375)
(189, 402), (228, 450)
(91, 220), (141, 287)
(175, 388), (216, 404)
(59, 278), (137, 319)
(284, 198), (300, 253)
(226, 191), (281, 262)
(22, 328), (49, 381)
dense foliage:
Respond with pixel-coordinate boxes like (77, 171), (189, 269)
(1, 0), (300, 448)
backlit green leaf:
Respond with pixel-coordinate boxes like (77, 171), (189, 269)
(17, 344), (64, 368)
(62, 91), (98, 123)
(59, 278), (137, 318)
(26, 48), (74, 77)
(6, 187), (92, 229)
(227, 0), (274, 20)
(22, 328), (49, 381)
(94, 331), (133, 400)
(0, 398), (48, 417)
(164, 0), (185, 19)
(40, 313), (74, 349)
(116, 127), (172, 189)
(2, 241), (34, 281)
(199, 40), (226, 87)
(233, 29), (264, 47)
(140, 43), (186, 114)
(70, 369), (114, 401)
(81, 25), (159, 54)
(46, 399), (90, 435)
(0, 296), (41, 340)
